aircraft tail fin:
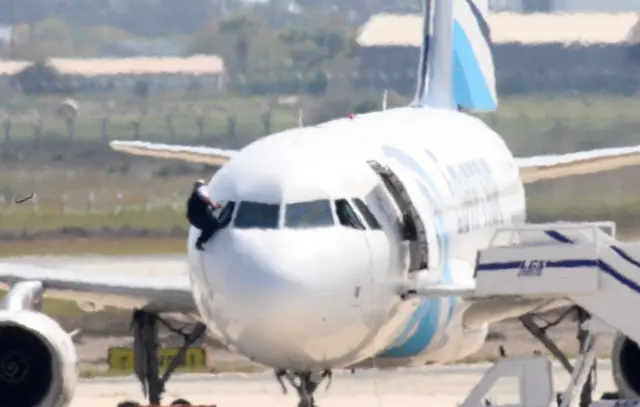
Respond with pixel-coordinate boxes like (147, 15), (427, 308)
(412, 0), (498, 112)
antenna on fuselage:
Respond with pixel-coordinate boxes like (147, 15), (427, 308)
(298, 108), (303, 128)
(382, 89), (388, 111)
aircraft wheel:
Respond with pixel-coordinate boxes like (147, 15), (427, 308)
(170, 398), (192, 406)
(297, 397), (315, 407)
(116, 401), (140, 407)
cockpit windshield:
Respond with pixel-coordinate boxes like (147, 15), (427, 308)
(285, 200), (334, 229)
(216, 201), (236, 228)
(335, 199), (365, 230)
(234, 201), (280, 229)
(352, 198), (382, 230)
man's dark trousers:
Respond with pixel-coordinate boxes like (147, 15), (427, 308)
(189, 211), (220, 249)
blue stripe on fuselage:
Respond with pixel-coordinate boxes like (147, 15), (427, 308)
(377, 146), (455, 358)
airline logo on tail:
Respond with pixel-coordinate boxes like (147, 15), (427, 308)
(413, 0), (498, 111)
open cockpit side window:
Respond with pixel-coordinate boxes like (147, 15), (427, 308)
(285, 200), (334, 229)
(335, 199), (365, 230)
(234, 201), (280, 229)
(216, 201), (236, 228)
(352, 198), (382, 230)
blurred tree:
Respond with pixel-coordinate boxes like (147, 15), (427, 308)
(219, 13), (261, 76)
(11, 62), (73, 95)
(629, 17), (640, 44)
(189, 11), (288, 87)
(133, 80), (151, 100)
(9, 17), (76, 60)
(84, 25), (130, 45)
(628, 17), (640, 66)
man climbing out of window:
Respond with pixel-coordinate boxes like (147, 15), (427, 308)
(186, 179), (222, 251)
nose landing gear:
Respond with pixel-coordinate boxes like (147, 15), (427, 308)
(274, 369), (333, 407)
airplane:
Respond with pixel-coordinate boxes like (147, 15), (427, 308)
(5, 1), (640, 407)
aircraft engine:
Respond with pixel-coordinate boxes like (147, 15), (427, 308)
(0, 282), (78, 407)
(611, 332), (640, 399)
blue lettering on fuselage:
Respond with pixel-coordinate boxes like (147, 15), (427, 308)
(440, 157), (505, 233)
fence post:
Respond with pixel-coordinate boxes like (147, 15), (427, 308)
(62, 193), (69, 214)
(32, 115), (43, 141)
(132, 118), (141, 140)
(65, 117), (76, 141)
(261, 110), (272, 135)
(31, 194), (39, 213)
(227, 113), (237, 146)
(115, 192), (123, 214)
(101, 116), (110, 142)
(88, 191), (96, 213)
(196, 114), (205, 139)
(172, 193), (181, 211)
(165, 111), (175, 138)
(3, 117), (12, 150)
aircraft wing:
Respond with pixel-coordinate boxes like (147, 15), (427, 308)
(110, 140), (237, 167)
(0, 262), (196, 313)
(516, 144), (640, 184)
(412, 284), (570, 326)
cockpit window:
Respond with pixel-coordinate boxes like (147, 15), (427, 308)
(335, 199), (365, 230)
(234, 201), (280, 229)
(216, 201), (236, 228)
(285, 200), (334, 229)
(353, 198), (382, 230)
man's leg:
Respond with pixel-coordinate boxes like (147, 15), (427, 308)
(189, 215), (207, 251)
(195, 218), (220, 251)
(196, 226), (214, 251)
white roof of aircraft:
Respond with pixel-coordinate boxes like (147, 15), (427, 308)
(358, 12), (640, 47)
(213, 107), (495, 204)
(213, 127), (379, 204)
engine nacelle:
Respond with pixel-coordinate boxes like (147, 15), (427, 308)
(0, 310), (78, 407)
(612, 332), (640, 399)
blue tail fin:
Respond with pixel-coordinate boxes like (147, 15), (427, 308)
(412, 0), (498, 111)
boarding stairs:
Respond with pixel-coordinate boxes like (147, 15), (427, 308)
(473, 221), (640, 348)
(367, 160), (429, 273)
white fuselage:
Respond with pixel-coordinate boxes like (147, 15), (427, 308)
(187, 106), (525, 371)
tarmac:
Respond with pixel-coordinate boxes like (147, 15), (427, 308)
(72, 361), (618, 407)
(0, 255), (619, 406)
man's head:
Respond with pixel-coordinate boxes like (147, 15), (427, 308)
(194, 179), (206, 189)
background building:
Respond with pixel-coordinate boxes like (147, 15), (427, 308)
(357, 13), (640, 96)
(490, 0), (640, 12)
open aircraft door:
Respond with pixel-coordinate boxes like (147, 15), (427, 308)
(366, 159), (433, 275)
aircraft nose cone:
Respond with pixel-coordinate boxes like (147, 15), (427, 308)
(204, 229), (376, 369)
(218, 232), (317, 323)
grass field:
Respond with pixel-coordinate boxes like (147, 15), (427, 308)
(1, 93), (639, 149)
(0, 237), (186, 257)
(2, 93), (640, 234)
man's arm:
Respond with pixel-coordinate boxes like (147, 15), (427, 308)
(195, 186), (221, 208)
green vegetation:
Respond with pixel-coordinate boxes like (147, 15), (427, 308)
(483, 95), (640, 157)
(3, 93), (640, 237)
(1, 208), (184, 231)
(0, 238), (186, 258)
